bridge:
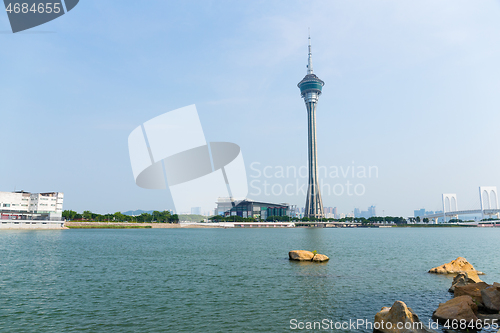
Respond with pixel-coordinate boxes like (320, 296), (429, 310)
(422, 186), (500, 223)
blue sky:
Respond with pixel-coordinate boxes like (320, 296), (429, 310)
(1, 0), (500, 216)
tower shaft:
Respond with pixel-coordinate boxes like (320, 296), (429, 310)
(298, 35), (325, 219)
(304, 94), (324, 218)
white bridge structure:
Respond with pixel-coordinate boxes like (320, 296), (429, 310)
(424, 186), (500, 223)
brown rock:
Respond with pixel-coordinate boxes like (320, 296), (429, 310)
(449, 272), (482, 292)
(312, 254), (329, 262)
(289, 250), (314, 261)
(433, 296), (479, 325)
(428, 257), (484, 275)
(481, 285), (500, 312)
(374, 301), (437, 333)
(454, 282), (489, 305)
(477, 313), (500, 321)
(466, 271), (483, 283)
(477, 313), (500, 328)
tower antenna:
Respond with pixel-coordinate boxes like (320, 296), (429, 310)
(307, 30), (313, 74)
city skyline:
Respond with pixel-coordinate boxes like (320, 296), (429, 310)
(1, 1), (500, 216)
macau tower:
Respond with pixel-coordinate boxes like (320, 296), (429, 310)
(297, 35), (325, 219)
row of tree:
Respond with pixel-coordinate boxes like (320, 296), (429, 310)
(208, 215), (409, 224)
(62, 210), (179, 223)
(407, 217), (430, 223)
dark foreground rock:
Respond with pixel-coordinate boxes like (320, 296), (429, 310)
(481, 285), (500, 312)
(454, 282), (489, 305)
(477, 313), (500, 325)
(374, 301), (437, 333)
(449, 272), (483, 292)
(432, 296), (479, 326)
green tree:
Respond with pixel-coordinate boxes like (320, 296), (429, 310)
(82, 211), (93, 221)
(114, 212), (127, 222)
(62, 210), (77, 221)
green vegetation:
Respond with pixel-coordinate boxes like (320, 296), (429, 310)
(298, 216), (408, 224)
(67, 225), (152, 229)
(393, 224), (467, 228)
(62, 210), (179, 223)
(178, 214), (206, 222)
(266, 215), (292, 222)
(208, 215), (410, 224)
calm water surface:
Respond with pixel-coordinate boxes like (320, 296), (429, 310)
(0, 227), (499, 332)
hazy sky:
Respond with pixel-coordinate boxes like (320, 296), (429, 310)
(1, 0), (500, 216)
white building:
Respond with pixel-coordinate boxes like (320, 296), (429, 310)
(0, 191), (64, 217)
(0, 191), (31, 212)
(29, 192), (64, 213)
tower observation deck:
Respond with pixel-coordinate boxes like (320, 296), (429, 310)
(298, 35), (325, 219)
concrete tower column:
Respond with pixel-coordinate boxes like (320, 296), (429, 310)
(298, 35), (325, 219)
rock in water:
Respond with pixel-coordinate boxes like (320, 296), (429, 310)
(466, 271), (484, 283)
(454, 282), (489, 305)
(481, 285), (500, 312)
(449, 272), (482, 292)
(312, 254), (329, 262)
(374, 301), (437, 333)
(433, 296), (479, 325)
(289, 250), (314, 261)
(428, 257), (484, 275)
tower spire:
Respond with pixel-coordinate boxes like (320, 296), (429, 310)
(307, 32), (313, 74)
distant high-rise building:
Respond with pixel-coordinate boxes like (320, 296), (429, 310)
(191, 207), (202, 215)
(324, 206), (335, 218)
(354, 206), (377, 218)
(368, 205), (376, 217)
(414, 208), (426, 217)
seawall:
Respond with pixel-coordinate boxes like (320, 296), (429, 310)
(0, 220), (65, 229)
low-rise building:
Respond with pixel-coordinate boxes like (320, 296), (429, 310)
(215, 198), (290, 220)
(0, 191), (64, 220)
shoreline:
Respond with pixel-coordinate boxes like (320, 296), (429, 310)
(65, 222), (497, 229)
(2, 221), (497, 230)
